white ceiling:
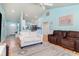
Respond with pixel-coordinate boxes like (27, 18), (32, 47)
(2, 3), (44, 22)
(1, 3), (78, 22)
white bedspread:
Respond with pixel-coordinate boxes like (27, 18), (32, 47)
(18, 31), (43, 47)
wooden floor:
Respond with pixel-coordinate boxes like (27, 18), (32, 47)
(43, 35), (48, 42)
(13, 42), (79, 56)
(5, 35), (79, 56)
(42, 35), (79, 56)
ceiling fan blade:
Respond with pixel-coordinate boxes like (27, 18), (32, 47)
(40, 3), (46, 10)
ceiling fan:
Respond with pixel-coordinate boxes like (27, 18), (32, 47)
(39, 3), (54, 10)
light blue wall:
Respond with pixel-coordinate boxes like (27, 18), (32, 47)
(6, 20), (18, 36)
(39, 5), (79, 31)
(4, 13), (20, 36)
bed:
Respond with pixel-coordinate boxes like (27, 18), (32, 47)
(17, 31), (43, 48)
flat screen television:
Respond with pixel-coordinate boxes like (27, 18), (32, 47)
(0, 13), (2, 42)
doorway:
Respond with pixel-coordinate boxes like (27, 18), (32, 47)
(42, 22), (49, 42)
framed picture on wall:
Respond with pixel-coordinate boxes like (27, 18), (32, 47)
(59, 15), (73, 26)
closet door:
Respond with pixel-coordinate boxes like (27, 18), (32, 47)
(0, 13), (2, 42)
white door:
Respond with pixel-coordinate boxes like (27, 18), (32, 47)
(42, 22), (49, 42)
(42, 22), (49, 35)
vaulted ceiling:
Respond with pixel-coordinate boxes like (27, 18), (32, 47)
(1, 3), (77, 22)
